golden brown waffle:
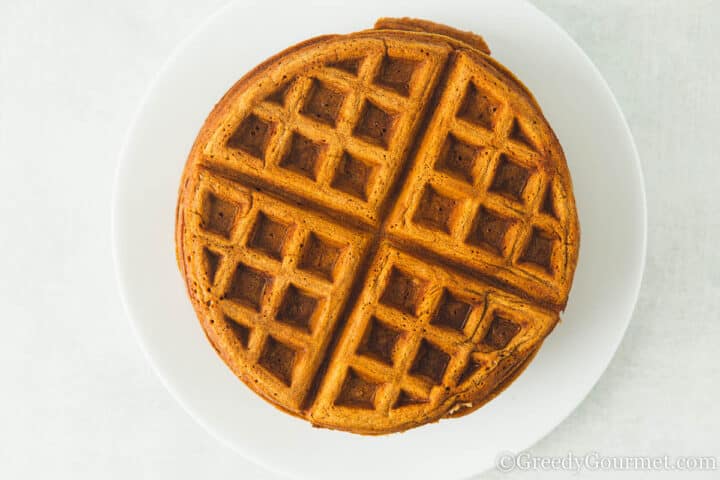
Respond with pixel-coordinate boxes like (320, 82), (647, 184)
(176, 18), (579, 435)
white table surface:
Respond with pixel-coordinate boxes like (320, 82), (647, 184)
(1, 1), (718, 478)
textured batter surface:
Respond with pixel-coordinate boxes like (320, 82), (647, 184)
(176, 18), (579, 434)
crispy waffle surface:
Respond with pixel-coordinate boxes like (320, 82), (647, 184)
(176, 18), (579, 435)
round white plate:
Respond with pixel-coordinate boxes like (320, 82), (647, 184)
(113, 0), (646, 478)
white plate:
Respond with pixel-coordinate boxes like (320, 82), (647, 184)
(112, 0), (646, 478)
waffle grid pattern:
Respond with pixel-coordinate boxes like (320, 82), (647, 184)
(188, 174), (370, 410)
(311, 244), (556, 425)
(180, 32), (575, 432)
(388, 53), (566, 289)
(207, 38), (450, 224)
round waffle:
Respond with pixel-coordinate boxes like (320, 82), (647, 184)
(176, 18), (579, 435)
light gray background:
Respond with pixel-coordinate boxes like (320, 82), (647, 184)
(0, 0), (717, 478)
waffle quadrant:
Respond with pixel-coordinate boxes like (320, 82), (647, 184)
(176, 18), (579, 435)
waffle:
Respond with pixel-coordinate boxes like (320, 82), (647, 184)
(176, 18), (579, 435)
